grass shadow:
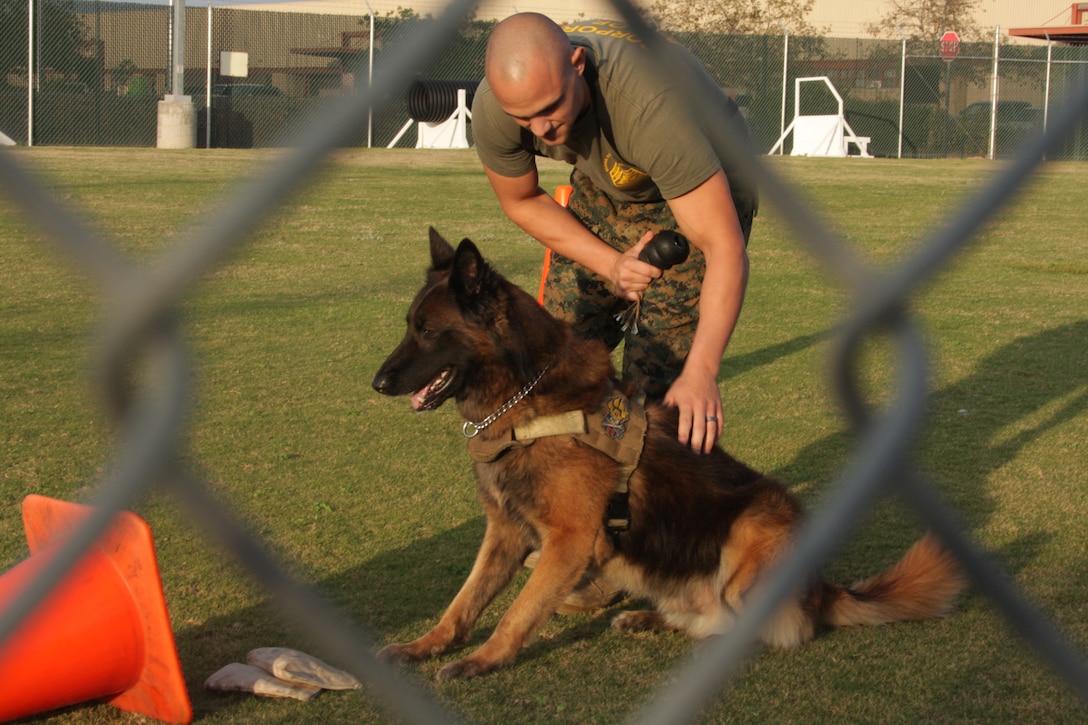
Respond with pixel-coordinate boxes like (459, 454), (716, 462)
(723, 328), (832, 381)
(770, 319), (1088, 590)
(174, 515), (633, 721)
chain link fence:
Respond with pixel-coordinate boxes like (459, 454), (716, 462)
(3, 0), (1087, 157)
(2, 0), (1088, 722)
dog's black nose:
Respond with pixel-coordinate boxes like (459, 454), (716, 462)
(372, 371), (393, 395)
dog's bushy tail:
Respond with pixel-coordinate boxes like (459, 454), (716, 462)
(820, 534), (965, 628)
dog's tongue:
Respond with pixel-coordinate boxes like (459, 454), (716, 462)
(410, 369), (450, 411)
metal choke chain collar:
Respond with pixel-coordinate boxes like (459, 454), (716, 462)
(462, 366), (549, 438)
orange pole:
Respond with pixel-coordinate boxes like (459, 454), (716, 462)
(0, 496), (191, 723)
(537, 184), (573, 306)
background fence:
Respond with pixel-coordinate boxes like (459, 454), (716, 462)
(2, 0), (1087, 157)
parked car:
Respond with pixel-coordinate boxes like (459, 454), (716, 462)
(955, 100), (1043, 158)
(958, 101), (1042, 130)
(189, 84), (284, 98)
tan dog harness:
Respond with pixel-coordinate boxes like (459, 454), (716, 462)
(466, 385), (647, 534)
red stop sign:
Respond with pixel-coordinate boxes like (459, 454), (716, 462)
(940, 31), (961, 61)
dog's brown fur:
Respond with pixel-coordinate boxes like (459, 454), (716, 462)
(371, 229), (964, 681)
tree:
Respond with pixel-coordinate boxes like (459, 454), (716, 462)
(648, 0), (825, 36)
(865, 0), (986, 42)
(0, 0), (88, 86)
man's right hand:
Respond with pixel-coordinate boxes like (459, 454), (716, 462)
(609, 232), (661, 302)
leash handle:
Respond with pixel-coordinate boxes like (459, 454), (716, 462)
(619, 231), (690, 334)
(638, 230), (690, 270)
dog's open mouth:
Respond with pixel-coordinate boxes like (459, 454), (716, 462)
(411, 367), (455, 411)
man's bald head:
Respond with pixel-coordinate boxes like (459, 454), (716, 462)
(485, 13), (573, 89)
(482, 13), (588, 145)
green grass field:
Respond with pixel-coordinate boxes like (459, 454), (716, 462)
(1, 147), (1086, 723)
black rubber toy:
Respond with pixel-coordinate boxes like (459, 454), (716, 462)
(638, 230), (690, 270)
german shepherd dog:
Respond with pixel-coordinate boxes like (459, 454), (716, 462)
(372, 229), (963, 681)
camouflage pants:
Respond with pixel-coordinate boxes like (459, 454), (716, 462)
(541, 169), (754, 398)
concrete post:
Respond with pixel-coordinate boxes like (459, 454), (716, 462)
(157, 0), (195, 148)
(156, 98), (196, 148)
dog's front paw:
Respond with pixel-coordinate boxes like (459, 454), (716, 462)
(377, 641), (433, 665)
(435, 656), (497, 681)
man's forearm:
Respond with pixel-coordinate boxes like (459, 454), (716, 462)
(502, 189), (622, 282)
(686, 241), (748, 379)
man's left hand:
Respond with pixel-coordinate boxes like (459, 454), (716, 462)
(664, 369), (723, 454)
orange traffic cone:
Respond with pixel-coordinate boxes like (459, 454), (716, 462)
(0, 495), (191, 723)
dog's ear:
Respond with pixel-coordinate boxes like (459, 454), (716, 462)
(449, 239), (494, 313)
(428, 227), (456, 272)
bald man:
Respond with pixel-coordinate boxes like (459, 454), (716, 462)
(472, 14), (757, 455)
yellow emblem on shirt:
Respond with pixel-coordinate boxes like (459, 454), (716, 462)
(604, 153), (649, 190)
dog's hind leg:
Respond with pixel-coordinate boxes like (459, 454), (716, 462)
(378, 507), (528, 666)
(611, 610), (678, 633)
(618, 576), (733, 640)
(720, 512), (815, 649)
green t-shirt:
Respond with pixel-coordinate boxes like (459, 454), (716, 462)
(472, 19), (755, 206)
